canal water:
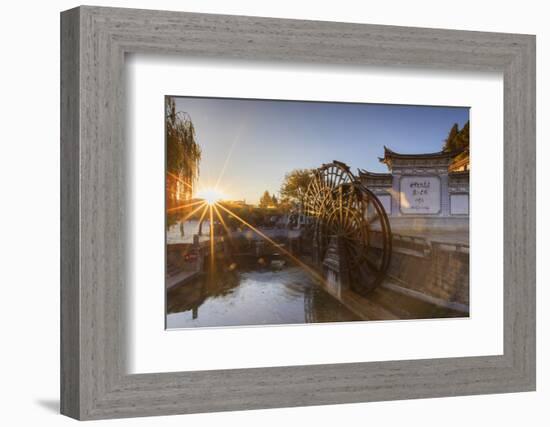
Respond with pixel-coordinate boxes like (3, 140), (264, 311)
(166, 264), (361, 329)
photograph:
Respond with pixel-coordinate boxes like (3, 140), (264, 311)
(165, 96), (470, 329)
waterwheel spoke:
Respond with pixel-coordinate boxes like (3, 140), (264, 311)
(303, 162), (392, 293)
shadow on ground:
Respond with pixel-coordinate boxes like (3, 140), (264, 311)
(35, 399), (59, 414)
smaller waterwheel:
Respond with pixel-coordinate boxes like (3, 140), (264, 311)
(304, 161), (392, 294)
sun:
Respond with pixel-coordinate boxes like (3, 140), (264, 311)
(196, 187), (226, 205)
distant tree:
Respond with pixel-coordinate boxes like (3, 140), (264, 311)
(259, 190), (272, 208)
(443, 123), (460, 152)
(457, 121), (470, 150)
(271, 194), (278, 207)
(443, 121), (469, 154)
(280, 169), (315, 205)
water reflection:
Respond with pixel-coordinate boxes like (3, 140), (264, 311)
(166, 263), (360, 329)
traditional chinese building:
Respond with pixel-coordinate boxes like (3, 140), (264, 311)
(359, 146), (469, 234)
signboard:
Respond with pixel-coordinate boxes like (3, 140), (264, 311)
(400, 176), (441, 214)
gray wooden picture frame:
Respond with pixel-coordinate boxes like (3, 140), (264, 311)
(60, 5), (536, 420)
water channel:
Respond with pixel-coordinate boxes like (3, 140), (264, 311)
(166, 263), (361, 329)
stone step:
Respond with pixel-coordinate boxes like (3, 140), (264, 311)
(166, 270), (201, 290)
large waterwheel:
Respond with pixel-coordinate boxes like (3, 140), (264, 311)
(303, 161), (392, 294)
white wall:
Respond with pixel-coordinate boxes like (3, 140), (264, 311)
(0, 0), (547, 425)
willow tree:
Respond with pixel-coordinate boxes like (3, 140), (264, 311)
(165, 96), (202, 214)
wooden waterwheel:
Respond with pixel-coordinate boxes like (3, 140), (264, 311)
(303, 161), (392, 294)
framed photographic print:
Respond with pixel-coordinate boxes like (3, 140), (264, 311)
(61, 6), (536, 420)
(163, 96), (470, 330)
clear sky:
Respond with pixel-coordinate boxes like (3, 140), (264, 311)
(173, 96), (469, 204)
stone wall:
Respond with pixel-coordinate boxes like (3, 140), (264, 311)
(385, 240), (469, 307)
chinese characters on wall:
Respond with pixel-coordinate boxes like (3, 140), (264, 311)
(400, 176), (441, 214)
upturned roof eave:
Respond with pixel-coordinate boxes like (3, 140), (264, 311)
(381, 145), (460, 161)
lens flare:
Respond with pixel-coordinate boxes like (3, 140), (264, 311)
(196, 188), (226, 205)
